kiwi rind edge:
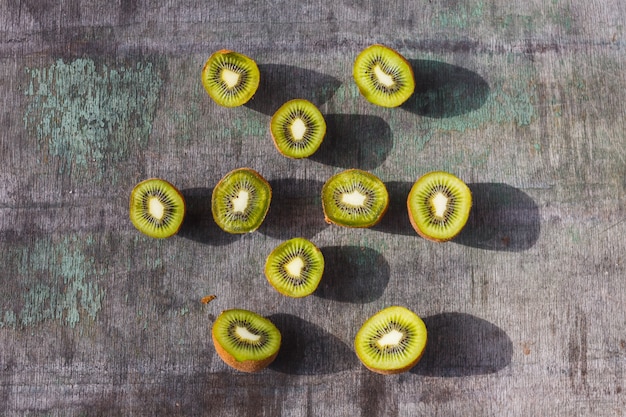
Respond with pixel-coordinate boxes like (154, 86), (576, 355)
(129, 178), (186, 239)
(354, 305), (428, 375)
(353, 44), (415, 108)
(406, 171), (472, 242)
(270, 99), (327, 159)
(201, 49), (260, 108)
(264, 237), (325, 298)
(211, 167), (272, 234)
(211, 309), (281, 373)
(321, 169), (390, 228)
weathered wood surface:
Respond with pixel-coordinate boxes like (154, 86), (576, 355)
(1, 1), (625, 416)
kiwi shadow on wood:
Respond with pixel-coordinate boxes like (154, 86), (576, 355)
(244, 64), (341, 115)
(177, 188), (241, 246)
(411, 312), (513, 377)
(455, 183), (540, 251)
(259, 179), (328, 239)
(372, 181), (415, 236)
(373, 181), (541, 250)
(402, 60), (490, 118)
(314, 246), (390, 303)
(309, 114), (393, 170)
(268, 313), (358, 375)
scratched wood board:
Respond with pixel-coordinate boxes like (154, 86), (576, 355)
(1, 0), (625, 416)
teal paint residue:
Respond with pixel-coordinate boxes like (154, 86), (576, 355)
(169, 82), (204, 145)
(434, 1), (485, 29)
(1, 236), (106, 329)
(331, 83), (361, 113)
(569, 227), (582, 244)
(397, 73), (537, 154)
(232, 115), (267, 137)
(435, 149), (489, 174)
(497, 4), (576, 34)
(1, 310), (17, 328)
(23, 58), (163, 180)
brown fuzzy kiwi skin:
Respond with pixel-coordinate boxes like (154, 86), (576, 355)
(211, 328), (279, 373)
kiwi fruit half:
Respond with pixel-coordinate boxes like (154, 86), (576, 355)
(407, 171), (472, 242)
(321, 169), (389, 228)
(353, 44), (415, 108)
(270, 99), (326, 158)
(201, 50), (260, 107)
(354, 306), (427, 375)
(129, 178), (185, 238)
(265, 237), (325, 298)
(212, 309), (281, 373)
(212, 168), (272, 234)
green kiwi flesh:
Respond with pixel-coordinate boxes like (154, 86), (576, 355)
(270, 99), (326, 158)
(129, 178), (185, 238)
(353, 44), (415, 108)
(212, 168), (272, 234)
(407, 171), (472, 242)
(201, 50), (260, 107)
(354, 306), (427, 375)
(265, 237), (325, 298)
(321, 169), (389, 228)
(212, 309), (281, 373)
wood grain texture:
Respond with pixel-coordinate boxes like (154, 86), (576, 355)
(1, 0), (626, 415)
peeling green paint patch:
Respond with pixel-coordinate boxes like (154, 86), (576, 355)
(23, 58), (163, 180)
(0, 236), (106, 329)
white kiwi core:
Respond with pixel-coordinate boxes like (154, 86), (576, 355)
(373, 65), (395, 87)
(341, 190), (367, 207)
(235, 325), (261, 342)
(284, 257), (305, 277)
(290, 118), (307, 141)
(377, 329), (404, 348)
(232, 190), (250, 213)
(148, 197), (165, 220)
(431, 192), (449, 219)
(222, 68), (241, 88)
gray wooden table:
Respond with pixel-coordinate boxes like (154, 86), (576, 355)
(1, 1), (625, 415)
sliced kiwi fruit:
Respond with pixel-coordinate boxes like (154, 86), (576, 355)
(353, 44), (415, 108)
(270, 99), (326, 159)
(407, 171), (472, 242)
(129, 178), (185, 238)
(212, 168), (272, 234)
(265, 237), (324, 298)
(201, 50), (260, 107)
(321, 169), (389, 228)
(354, 306), (427, 375)
(212, 309), (281, 373)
